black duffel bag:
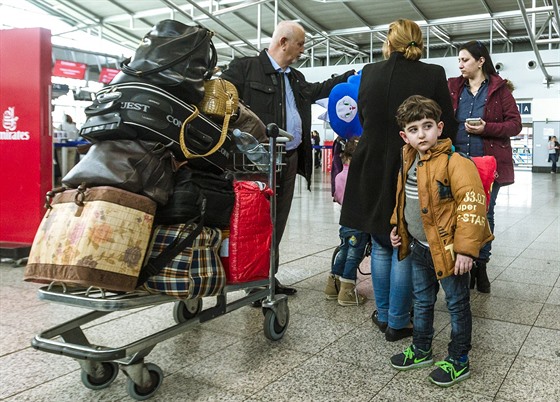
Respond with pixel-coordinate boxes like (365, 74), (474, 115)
(111, 19), (217, 105)
(155, 166), (234, 228)
(79, 82), (232, 174)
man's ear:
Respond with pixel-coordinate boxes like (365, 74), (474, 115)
(437, 121), (444, 137)
(399, 131), (409, 143)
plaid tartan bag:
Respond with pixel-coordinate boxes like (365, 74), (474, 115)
(144, 223), (225, 298)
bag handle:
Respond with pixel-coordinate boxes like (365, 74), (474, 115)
(137, 193), (206, 286)
(121, 31), (217, 79)
(180, 91), (234, 159)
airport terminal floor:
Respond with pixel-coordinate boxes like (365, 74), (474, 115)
(0, 169), (558, 401)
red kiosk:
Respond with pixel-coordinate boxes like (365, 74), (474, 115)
(0, 28), (53, 258)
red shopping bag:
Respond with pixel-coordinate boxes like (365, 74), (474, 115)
(225, 181), (273, 283)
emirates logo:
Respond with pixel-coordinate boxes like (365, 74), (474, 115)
(1, 107), (30, 140)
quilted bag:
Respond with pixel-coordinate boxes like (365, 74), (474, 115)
(24, 186), (157, 292)
(144, 224), (226, 298)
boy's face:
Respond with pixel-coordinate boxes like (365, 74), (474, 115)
(399, 118), (443, 156)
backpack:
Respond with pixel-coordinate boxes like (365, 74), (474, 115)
(450, 151), (497, 210)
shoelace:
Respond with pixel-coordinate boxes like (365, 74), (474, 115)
(435, 360), (462, 379)
(403, 346), (415, 361)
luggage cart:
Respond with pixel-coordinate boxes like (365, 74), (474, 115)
(30, 124), (290, 400)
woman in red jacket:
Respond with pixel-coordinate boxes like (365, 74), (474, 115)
(448, 41), (522, 293)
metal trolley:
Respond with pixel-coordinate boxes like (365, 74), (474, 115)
(31, 124), (290, 400)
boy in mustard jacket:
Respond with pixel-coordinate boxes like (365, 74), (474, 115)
(389, 95), (493, 387)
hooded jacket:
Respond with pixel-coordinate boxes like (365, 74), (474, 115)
(448, 74), (522, 186)
(391, 138), (494, 280)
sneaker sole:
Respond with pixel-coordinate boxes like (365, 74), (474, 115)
(325, 295), (339, 300)
(391, 359), (433, 371)
(428, 371), (471, 387)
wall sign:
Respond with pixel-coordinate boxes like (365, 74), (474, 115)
(517, 102), (532, 115)
(53, 60), (87, 79)
(99, 67), (120, 84)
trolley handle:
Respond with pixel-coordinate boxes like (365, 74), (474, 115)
(266, 123), (294, 142)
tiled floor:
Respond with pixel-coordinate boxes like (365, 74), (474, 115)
(1, 170), (558, 401)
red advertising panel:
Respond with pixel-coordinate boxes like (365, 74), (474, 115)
(52, 59), (87, 79)
(0, 28), (53, 244)
(99, 67), (120, 84)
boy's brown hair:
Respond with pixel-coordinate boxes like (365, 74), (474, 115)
(395, 95), (442, 129)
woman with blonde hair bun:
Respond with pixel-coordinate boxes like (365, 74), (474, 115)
(341, 19), (458, 342)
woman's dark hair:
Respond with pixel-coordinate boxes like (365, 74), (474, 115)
(460, 40), (497, 77)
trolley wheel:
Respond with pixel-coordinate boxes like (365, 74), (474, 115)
(173, 298), (203, 323)
(263, 308), (289, 341)
(126, 363), (163, 401)
(80, 362), (119, 390)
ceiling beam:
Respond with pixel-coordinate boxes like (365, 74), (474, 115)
(516, 0), (553, 84)
(160, 0), (256, 56)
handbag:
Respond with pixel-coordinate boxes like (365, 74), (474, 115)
(230, 101), (267, 143)
(62, 139), (174, 205)
(179, 78), (238, 160)
(155, 166), (234, 228)
(24, 186), (157, 292)
(112, 20), (217, 105)
(143, 224), (226, 299)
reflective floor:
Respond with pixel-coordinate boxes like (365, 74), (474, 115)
(1, 170), (558, 401)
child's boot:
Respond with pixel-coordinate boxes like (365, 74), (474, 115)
(338, 279), (366, 306)
(324, 274), (340, 300)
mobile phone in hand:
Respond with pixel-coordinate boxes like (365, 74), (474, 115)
(465, 118), (482, 126)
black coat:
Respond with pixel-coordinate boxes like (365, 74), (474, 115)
(221, 50), (354, 187)
(340, 52), (458, 237)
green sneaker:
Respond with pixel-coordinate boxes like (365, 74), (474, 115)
(390, 345), (433, 371)
(428, 357), (470, 387)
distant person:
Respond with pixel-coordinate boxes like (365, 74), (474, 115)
(59, 114), (78, 140)
(389, 95), (493, 387)
(448, 40), (522, 293)
(325, 136), (367, 306)
(340, 19), (458, 342)
(311, 130), (322, 168)
(548, 136), (559, 173)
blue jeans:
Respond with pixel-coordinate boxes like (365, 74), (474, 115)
(332, 226), (368, 281)
(478, 182), (500, 262)
(550, 153), (558, 172)
(370, 237), (413, 329)
(410, 240), (472, 359)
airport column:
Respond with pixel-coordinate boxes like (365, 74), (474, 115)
(0, 28), (52, 258)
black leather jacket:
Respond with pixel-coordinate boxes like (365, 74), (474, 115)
(221, 50), (354, 187)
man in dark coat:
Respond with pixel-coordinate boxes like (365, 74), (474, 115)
(221, 21), (354, 295)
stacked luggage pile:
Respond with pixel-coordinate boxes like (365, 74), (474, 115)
(23, 20), (290, 401)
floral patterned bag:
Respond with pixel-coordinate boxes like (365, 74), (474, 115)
(24, 185), (157, 292)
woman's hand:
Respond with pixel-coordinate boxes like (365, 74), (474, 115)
(390, 227), (401, 248)
(454, 254), (473, 276)
(465, 119), (486, 135)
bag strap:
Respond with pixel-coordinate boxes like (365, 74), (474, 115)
(137, 194), (206, 286)
(121, 30), (217, 78)
(179, 97), (234, 159)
